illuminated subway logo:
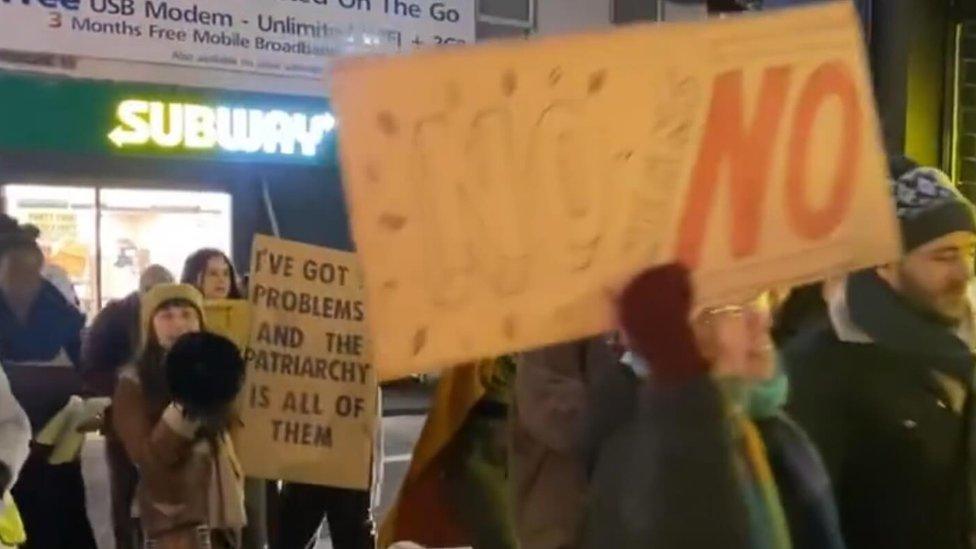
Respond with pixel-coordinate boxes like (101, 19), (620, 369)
(108, 99), (336, 157)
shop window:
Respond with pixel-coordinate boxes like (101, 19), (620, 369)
(477, 0), (533, 40)
(477, 20), (531, 40)
(951, 22), (976, 198)
(97, 189), (232, 306)
(478, 0), (533, 27)
(2, 185), (232, 320)
(4, 185), (97, 316)
(613, 0), (659, 24)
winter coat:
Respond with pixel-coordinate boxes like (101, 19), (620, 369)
(755, 414), (844, 549)
(0, 280), (85, 431)
(113, 366), (246, 547)
(0, 366), (29, 490)
(379, 361), (496, 549)
(510, 337), (617, 549)
(0, 365), (30, 548)
(784, 269), (976, 549)
(582, 352), (643, 475)
(584, 357), (843, 549)
(584, 374), (753, 549)
(81, 291), (141, 397)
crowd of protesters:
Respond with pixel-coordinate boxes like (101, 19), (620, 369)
(381, 159), (976, 549)
(0, 230), (374, 549)
(1, 155), (976, 549)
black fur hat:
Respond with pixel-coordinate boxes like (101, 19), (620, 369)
(166, 331), (245, 418)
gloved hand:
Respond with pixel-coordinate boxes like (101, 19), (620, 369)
(618, 264), (710, 384)
(194, 405), (239, 439)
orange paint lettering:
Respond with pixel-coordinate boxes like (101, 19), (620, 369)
(675, 67), (792, 269)
(785, 61), (861, 240)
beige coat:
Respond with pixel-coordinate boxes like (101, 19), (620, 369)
(509, 338), (617, 549)
(113, 367), (245, 548)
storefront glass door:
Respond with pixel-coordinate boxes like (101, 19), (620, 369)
(97, 189), (231, 306)
(3, 184), (232, 319)
(4, 185), (97, 315)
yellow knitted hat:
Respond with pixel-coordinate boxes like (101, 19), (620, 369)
(140, 283), (205, 348)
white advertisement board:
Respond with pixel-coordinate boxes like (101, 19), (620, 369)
(0, 0), (475, 81)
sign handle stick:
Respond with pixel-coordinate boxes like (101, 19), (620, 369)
(261, 177), (281, 238)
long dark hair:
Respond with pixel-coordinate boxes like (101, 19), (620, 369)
(0, 215), (41, 259)
(137, 297), (205, 416)
(180, 248), (242, 299)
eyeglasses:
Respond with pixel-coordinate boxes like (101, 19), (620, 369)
(697, 293), (770, 323)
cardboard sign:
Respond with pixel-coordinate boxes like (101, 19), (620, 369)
(332, 2), (900, 378)
(234, 235), (377, 490)
(204, 300), (252, 351)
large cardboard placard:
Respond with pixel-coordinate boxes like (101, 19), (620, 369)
(204, 300), (252, 350)
(235, 235), (377, 490)
(332, 2), (900, 379)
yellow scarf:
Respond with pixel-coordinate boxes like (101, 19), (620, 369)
(0, 492), (26, 546)
(736, 414), (793, 549)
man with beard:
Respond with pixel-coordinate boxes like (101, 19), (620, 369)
(785, 165), (976, 549)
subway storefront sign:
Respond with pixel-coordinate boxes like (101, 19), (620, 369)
(0, 74), (336, 165)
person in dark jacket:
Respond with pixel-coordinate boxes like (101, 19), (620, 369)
(785, 166), (976, 549)
(584, 265), (753, 549)
(83, 264), (174, 396)
(81, 264), (173, 549)
(585, 266), (843, 549)
(0, 214), (96, 548)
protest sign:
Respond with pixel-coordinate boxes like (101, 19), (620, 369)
(331, 2), (900, 378)
(234, 235), (377, 489)
(204, 300), (252, 350)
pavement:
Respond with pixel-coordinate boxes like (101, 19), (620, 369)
(381, 379), (435, 417)
(79, 381), (433, 549)
(315, 414), (426, 549)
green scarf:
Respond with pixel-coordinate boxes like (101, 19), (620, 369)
(723, 362), (793, 549)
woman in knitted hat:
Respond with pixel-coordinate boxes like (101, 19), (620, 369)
(182, 248), (272, 549)
(112, 284), (247, 549)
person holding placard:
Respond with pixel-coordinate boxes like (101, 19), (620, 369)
(113, 284), (247, 549)
(785, 166), (976, 549)
(83, 264), (174, 549)
(183, 249), (270, 549)
(182, 249), (244, 301)
(584, 265), (843, 549)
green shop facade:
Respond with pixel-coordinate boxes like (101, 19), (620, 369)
(0, 71), (350, 317)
